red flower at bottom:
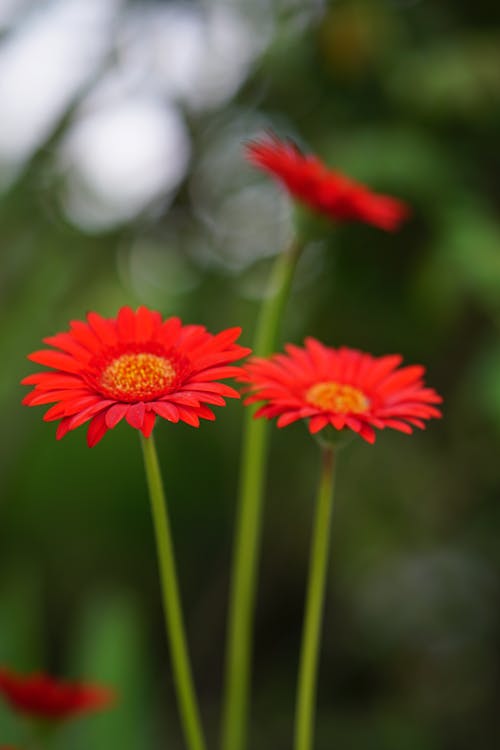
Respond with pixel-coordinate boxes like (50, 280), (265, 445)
(242, 339), (442, 444)
(0, 668), (115, 721)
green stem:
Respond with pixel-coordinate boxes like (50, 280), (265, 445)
(221, 239), (303, 750)
(294, 445), (336, 750)
(140, 434), (207, 750)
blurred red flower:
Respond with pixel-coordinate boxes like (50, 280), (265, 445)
(242, 338), (442, 444)
(0, 668), (114, 721)
(245, 135), (410, 231)
(23, 306), (251, 447)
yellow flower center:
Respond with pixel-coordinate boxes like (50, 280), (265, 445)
(100, 352), (176, 401)
(306, 381), (369, 414)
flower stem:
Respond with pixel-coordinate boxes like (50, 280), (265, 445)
(221, 239), (303, 750)
(140, 433), (207, 750)
(294, 445), (336, 750)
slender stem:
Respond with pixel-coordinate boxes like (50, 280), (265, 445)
(294, 446), (336, 750)
(253, 239), (303, 356)
(221, 239), (303, 750)
(140, 434), (207, 750)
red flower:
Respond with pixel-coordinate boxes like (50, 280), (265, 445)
(0, 668), (114, 721)
(245, 135), (410, 231)
(23, 306), (251, 447)
(242, 339), (442, 444)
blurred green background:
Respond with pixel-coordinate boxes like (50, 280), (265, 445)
(1, 0), (500, 747)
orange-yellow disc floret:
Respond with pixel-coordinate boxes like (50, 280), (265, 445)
(306, 381), (369, 414)
(100, 352), (176, 401)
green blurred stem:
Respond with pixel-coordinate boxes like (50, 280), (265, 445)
(294, 445), (336, 750)
(140, 434), (207, 750)
(221, 239), (303, 750)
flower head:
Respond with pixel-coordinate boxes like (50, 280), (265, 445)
(23, 306), (251, 446)
(242, 338), (442, 444)
(245, 135), (410, 231)
(0, 668), (114, 721)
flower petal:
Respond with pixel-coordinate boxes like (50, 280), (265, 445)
(87, 412), (109, 448)
(125, 402), (146, 429)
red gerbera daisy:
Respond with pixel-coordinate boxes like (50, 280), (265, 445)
(245, 135), (410, 231)
(0, 668), (114, 721)
(242, 338), (442, 444)
(22, 306), (251, 447)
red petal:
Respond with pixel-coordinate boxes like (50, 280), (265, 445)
(117, 306), (136, 342)
(70, 320), (101, 351)
(87, 312), (117, 346)
(358, 423), (376, 443)
(197, 366), (246, 381)
(125, 402), (145, 429)
(191, 326), (244, 356)
(176, 407), (200, 427)
(382, 418), (413, 434)
(141, 410), (156, 437)
(359, 354), (402, 389)
(56, 418), (72, 440)
(377, 365), (425, 395)
(186, 382), (240, 399)
(197, 405), (216, 421)
(23, 388), (90, 406)
(21, 373), (81, 387)
(66, 400), (112, 429)
(87, 413), (109, 447)
(309, 415), (329, 434)
(177, 390), (224, 406)
(105, 403), (129, 429)
(152, 402), (180, 422)
(43, 333), (91, 359)
(136, 306), (159, 342)
(304, 337), (331, 373)
(159, 317), (183, 346)
(28, 350), (82, 374)
(276, 411), (304, 428)
(169, 393), (201, 407)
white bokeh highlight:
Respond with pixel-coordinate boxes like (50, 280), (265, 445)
(0, 0), (276, 229)
(60, 98), (190, 230)
(118, 2), (272, 110)
(0, 0), (120, 181)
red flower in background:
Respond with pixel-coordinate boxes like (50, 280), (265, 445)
(23, 306), (250, 447)
(0, 668), (114, 721)
(243, 339), (442, 444)
(245, 135), (410, 231)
